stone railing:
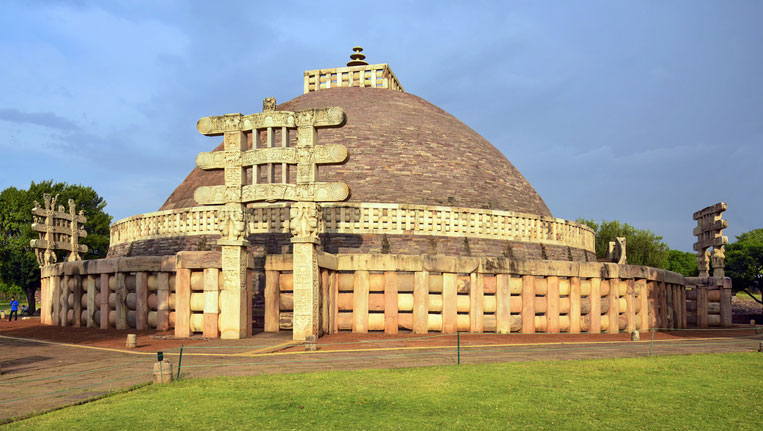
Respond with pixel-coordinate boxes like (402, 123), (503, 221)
(303, 63), (404, 93)
(264, 254), (732, 335)
(110, 206), (222, 246)
(111, 203), (596, 252)
(39, 251), (256, 339)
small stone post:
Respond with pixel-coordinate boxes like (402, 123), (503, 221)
(153, 360), (173, 384)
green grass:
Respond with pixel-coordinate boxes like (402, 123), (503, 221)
(736, 291), (762, 301)
(5, 353), (762, 430)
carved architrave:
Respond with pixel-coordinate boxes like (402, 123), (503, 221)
(196, 107), (344, 136)
(196, 144), (348, 170)
(195, 183), (349, 205)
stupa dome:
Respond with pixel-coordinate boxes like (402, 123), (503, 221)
(160, 87), (551, 216)
(109, 50), (594, 261)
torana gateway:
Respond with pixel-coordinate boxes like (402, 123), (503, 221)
(36, 48), (732, 340)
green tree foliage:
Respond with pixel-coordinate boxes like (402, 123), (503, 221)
(576, 219), (670, 268)
(0, 180), (112, 312)
(725, 228), (763, 303)
(665, 249), (699, 277)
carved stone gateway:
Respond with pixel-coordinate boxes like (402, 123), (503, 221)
(693, 202), (728, 278)
(195, 98), (349, 340)
(30, 193), (88, 267)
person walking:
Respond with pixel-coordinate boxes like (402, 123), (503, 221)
(8, 296), (19, 321)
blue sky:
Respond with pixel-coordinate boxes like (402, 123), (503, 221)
(1, 1), (761, 251)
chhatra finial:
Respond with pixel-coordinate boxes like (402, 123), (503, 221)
(347, 46), (368, 66)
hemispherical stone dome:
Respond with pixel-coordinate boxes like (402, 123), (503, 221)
(160, 87), (551, 216)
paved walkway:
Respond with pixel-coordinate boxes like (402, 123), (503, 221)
(1, 331), (761, 423)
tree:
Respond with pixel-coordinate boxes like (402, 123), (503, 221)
(665, 249), (699, 277)
(725, 228), (763, 305)
(576, 219), (670, 268)
(0, 180), (112, 313)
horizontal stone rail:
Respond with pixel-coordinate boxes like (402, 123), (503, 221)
(265, 254), (732, 335)
(111, 203), (595, 252)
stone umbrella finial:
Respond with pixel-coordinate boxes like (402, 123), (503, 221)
(347, 46), (368, 66)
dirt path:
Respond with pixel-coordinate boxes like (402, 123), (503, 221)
(1, 319), (761, 423)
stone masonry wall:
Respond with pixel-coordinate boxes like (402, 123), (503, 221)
(108, 232), (596, 262)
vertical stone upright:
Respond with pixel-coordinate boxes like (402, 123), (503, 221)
(217, 130), (251, 340)
(290, 202), (321, 341)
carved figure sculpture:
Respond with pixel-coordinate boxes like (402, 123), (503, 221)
(217, 206), (247, 241)
(607, 237), (627, 265)
(289, 202), (321, 243)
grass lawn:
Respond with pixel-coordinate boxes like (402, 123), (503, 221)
(5, 352), (762, 430)
(736, 291), (762, 302)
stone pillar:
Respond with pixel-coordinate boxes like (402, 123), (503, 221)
(216, 130), (252, 340)
(156, 272), (170, 331)
(264, 270), (280, 332)
(290, 202), (321, 342)
(115, 273), (127, 330)
(86, 275), (96, 328)
(61, 275), (70, 327)
(711, 247), (725, 278)
(174, 268), (191, 338)
(135, 272), (148, 330)
(100, 273), (109, 329)
(219, 239), (249, 340)
(203, 268), (220, 338)
(697, 249), (710, 278)
(72, 276), (82, 328)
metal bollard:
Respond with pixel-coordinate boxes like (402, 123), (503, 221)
(125, 334), (137, 349)
(631, 330), (640, 341)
